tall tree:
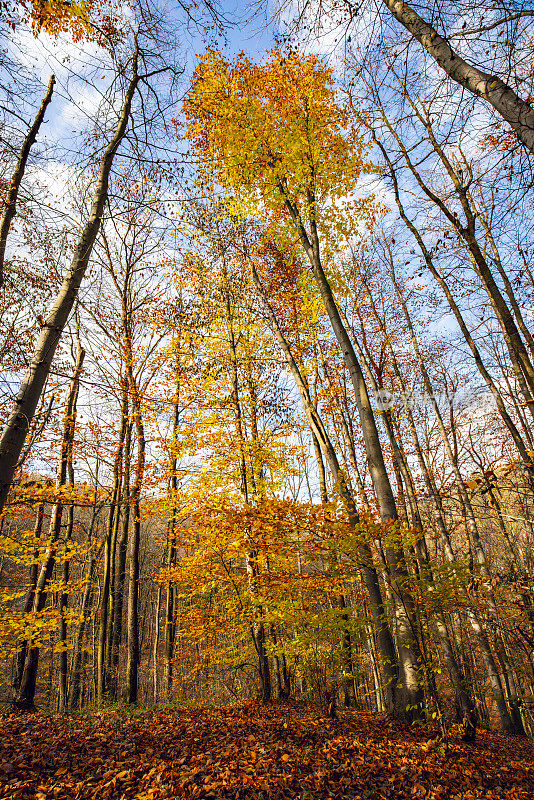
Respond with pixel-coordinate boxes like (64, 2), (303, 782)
(185, 50), (425, 719)
(0, 38), (140, 515)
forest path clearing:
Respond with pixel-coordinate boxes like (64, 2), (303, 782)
(0, 701), (533, 800)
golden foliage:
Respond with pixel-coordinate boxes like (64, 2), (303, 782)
(183, 49), (378, 252)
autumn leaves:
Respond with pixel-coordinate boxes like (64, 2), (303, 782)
(183, 50), (376, 249)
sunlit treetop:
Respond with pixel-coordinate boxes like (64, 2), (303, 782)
(8, 0), (120, 43)
(182, 48), (378, 250)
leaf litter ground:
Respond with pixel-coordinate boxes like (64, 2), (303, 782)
(1, 701), (533, 799)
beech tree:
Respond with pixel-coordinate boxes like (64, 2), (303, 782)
(184, 49), (427, 721)
(281, 1), (534, 153)
(0, 75), (55, 290)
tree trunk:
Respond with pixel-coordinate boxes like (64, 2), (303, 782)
(250, 258), (400, 715)
(0, 75), (55, 288)
(124, 361), (145, 704)
(274, 193), (424, 719)
(97, 388), (127, 705)
(97, 489), (115, 705)
(380, 0), (534, 153)
(15, 347), (85, 710)
(222, 273), (271, 701)
(0, 46), (139, 516)
(106, 381), (128, 679)
(58, 344), (84, 711)
(164, 382), (180, 698)
(110, 418), (131, 700)
(70, 538), (103, 710)
(153, 585), (162, 704)
(13, 501), (45, 694)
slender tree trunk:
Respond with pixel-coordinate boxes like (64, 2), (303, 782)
(0, 76), (55, 288)
(0, 46), (139, 516)
(222, 273), (271, 700)
(318, 360), (371, 510)
(124, 338), (145, 704)
(97, 388), (127, 705)
(164, 537), (176, 698)
(164, 383), (180, 698)
(475, 202), (534, 363)
(58, 512), (73, 711)
(271, 193), (424, 718)
(110, 418), (131, 700)
(373, 119), (534, 423)
(70, 538), (104, 710)
(14, 501), (45, 693)
(70, 464), (101, 709)
(106, 383), (128, 678)
(124, 386), (145, 704)
(269, 625), (282, 700)
(311, 430), (328, 504)
(250, 259), (400, 715)
(58, 344), (84, 711)
(105, 487), (122, 675)
(15, 348), (85, 710)
(380, 0), (534, 153)
(389, 175), (533, 472)
(391, 278), (521, 734)
(153, 584), (162, 704)
(125, 485), (141, 705)
(97, 486), (116, 704)
(311, 427), (358, 707)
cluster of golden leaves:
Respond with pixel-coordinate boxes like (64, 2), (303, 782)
(183, 49), (378, 252)
(156, 495), (376, 678)
(10, 0), (121, 45)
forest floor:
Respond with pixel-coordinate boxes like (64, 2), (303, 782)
(0, 701), (533, 800)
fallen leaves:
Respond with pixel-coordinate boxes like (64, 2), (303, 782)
(0, 702), (533, 799)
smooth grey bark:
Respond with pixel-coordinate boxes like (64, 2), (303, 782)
(317, 358), (372, 511)
(374, 133), (534, 477)
(13, 501), (45, 693)
(379, 0), (534, 153)
(0, 47), (139, 516)
(58, 344), (84, 711)
(0, 75), (55, 289)
(272, 187), (424, 717)
(124, 368), (145, 704)
(15, 347), (84, 710)
(250, 257), (401, 715)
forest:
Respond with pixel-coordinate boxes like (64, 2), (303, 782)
(1, 0), (534, 798)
